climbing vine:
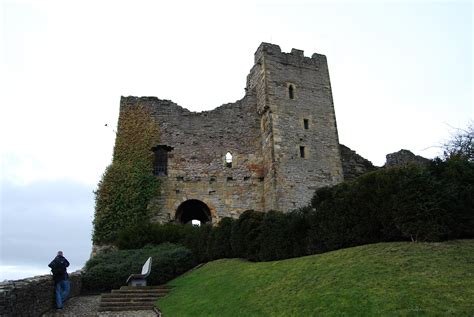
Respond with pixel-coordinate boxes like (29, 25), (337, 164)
(93, 103), (161, 244)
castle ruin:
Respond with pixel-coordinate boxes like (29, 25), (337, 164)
(120, 43), (345, 225)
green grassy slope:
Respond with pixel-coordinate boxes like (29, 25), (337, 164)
(158, 240), (474, 316)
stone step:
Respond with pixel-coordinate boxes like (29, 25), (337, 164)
(106, 292), (168, 298)
(100, 297), (157, 303)
(111, 289), (170, 294)
(101, 293), (166, 299)
(98, 285), (170, 313)
(98, 305), (154, 312)
(100, 300), (156, 307)
(119, 285), (172, 290)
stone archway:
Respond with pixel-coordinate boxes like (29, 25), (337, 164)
(175, 199), (212, 225)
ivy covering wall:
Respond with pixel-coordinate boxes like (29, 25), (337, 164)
(93, 104), (161, 244)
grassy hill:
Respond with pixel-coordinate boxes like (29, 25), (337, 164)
(157, 240), (474, 316)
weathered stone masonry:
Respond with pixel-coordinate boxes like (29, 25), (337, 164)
(0, 272), (82, 316)
(120, 42), (344, 224)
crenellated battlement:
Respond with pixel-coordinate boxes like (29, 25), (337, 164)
(254, 42), (326, 69)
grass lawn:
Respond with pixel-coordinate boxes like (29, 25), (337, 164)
(157, 240), (474, 316)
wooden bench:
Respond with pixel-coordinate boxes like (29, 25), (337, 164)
(125, 257), (152, 286)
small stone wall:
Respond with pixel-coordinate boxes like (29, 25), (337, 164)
(0, 271), (82, 317)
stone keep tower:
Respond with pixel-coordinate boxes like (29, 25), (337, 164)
(247, 43), (343, 212)
(119, 43), (343, 225)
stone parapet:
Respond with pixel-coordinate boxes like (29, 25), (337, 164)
(0, 271), (82, 316)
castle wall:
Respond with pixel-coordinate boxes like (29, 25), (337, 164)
(121, 95), (264, 223)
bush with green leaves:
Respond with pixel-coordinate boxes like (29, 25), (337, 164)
(207, 217), (235, 260)
(82, 243), (194, 292)
(230, 210), (264, 261)
(257, 211), (293, 261)
(117, 222), (213, 263)
(309, 159), (474, 251)
(427, 157), (474, 239)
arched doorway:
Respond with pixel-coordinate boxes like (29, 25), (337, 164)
(175, 199), (212, 225)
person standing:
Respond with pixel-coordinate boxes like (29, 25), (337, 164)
(48, 251), (70, 309)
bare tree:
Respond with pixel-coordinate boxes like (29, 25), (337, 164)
(443, 122), (474, 162)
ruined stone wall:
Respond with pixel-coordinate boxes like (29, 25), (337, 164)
(340, 144), (379, 181)
(249, 43), (343, 211)
(121, 94), (264, 223)
(0, 271), (82, 317)
(385, 149), (430, 167)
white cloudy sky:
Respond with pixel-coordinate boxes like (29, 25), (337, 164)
(0, 0), (472, 280)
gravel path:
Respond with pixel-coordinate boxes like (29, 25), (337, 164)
(41, 295), (159, 317)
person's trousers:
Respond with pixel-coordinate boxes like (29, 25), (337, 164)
(55, 279), (70, 308)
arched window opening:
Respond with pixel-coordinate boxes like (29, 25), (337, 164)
(288, 84), (295, 100)
(176, 200), (212, 225)
(225, 152), (233, 168)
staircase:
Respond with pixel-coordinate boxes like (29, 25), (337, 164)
(98, 285), (172, 312)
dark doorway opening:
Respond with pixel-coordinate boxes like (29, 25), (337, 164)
(175, 200), (212, 225)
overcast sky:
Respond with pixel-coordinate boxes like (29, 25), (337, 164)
(1, 0), (472, 280)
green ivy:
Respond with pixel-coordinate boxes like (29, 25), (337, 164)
(93, 104), (161, 244)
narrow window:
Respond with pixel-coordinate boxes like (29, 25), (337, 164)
(303, 119), (309, 130)
(225, 152), (233, 168)
(300, 146), (306, 158)
(152, 145), (173, 176)
(288, 85), (295, 99)
(154, 148), (168, 176)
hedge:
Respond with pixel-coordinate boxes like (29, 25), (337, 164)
(113, 158), (473, 263)
(82, 243), (194, 292)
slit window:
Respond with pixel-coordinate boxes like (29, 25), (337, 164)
(299, 146), (306, 158)
(288, 84), (295, 99)
(303, 119), (309, 129)
(225, 152), (233, 168)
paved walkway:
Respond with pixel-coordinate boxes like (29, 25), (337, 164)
(42, 295), (159, 317)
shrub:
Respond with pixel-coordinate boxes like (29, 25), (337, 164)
(309, 160), (474, 250)
(391, 166), (449, 241)
(207, 218), (235, 260)
(230, 210), (264, 261)
(117, 222), (213, 263)
(116, 223), (188, 250)
(181, 224), (212, 263)
(428, 158), (474, 239)
(82, 243), (194, 292)
(286, 207), (312, 258)
(258, 211), (293, 261)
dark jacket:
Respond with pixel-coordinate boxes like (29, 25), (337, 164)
(48, 255), (70, 283)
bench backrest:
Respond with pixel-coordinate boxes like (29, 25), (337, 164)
(141, 257), (152, 276)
